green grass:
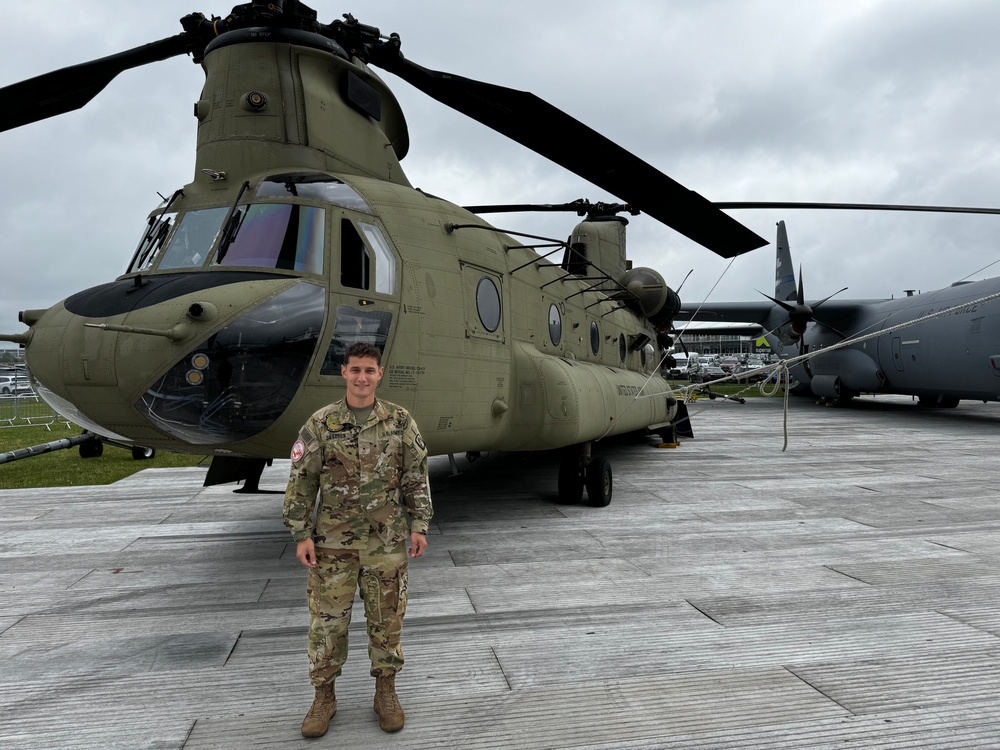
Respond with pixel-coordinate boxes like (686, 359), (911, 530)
(0, 423), (207, 489)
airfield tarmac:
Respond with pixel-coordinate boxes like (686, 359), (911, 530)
(2, 393), (1000, 748)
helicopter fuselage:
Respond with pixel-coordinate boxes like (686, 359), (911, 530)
(18, 32), (676, 461)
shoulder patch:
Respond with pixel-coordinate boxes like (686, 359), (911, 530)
(290, 440), (305, 462)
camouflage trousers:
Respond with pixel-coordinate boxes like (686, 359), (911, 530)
(307, 532), (408, 686)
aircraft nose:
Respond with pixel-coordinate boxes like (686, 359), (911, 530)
(139, 281), (326, 445)
(24, 275), (326, 448)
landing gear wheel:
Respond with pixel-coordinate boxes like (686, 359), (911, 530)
(557, 456), (583, 504)
(79, 439), (103, 459)
(131, 446), (156, 460)
(585, 457), (613, 507)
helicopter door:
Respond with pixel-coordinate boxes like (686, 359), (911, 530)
(318, 217), (400, 374)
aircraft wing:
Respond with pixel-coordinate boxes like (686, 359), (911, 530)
(673, 322), (764, 337)
(677, 299), (886, 330)
(674, 302), (776, 325)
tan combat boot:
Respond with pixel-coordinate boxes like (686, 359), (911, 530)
(300, 683), (337, 738)
(373, 672), (405, 732)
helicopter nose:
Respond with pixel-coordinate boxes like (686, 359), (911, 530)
(25, 276), (327, 447)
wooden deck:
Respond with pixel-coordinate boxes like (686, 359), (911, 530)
(3, 393), (1000, 748)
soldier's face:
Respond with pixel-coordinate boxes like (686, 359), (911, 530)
(342, 355), (384, 406)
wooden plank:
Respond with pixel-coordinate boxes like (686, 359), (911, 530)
(2, 395), (1000, 748)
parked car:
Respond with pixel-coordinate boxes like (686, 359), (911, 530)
(664, 353), (689, 378)
(718, 357), (740, 373)
(0, 375), (32, 396)
(693, 365), (727, 383)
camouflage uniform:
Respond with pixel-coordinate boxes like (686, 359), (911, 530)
(283, 398), (432, 685)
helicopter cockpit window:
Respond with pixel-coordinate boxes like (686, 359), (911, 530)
(320, 305), (393, 375)
(157, 207), (228, 270)
(127, 212), (177, 273)
(256, 172), (373, 214)
(214, 204), (325, 274)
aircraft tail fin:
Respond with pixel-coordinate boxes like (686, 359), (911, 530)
(774, 220), (796, 302)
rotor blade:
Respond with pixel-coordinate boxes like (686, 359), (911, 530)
(715, 201), (1000, 215)
(375, 54), (767, 258)
(0, 33), (196, 132)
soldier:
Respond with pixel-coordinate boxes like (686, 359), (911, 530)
(283, 342), (432, 737)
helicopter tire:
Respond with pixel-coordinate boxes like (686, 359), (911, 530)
(557, 456), (584, 504)
(131, 446), (156, 460)
(585, 457), (613, 507)
(79, 439), (104, 459)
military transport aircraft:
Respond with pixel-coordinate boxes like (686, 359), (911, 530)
(0, 2), (770, 505)
(675, 219), (1000, 407)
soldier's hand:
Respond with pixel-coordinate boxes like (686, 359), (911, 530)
(408, 531), (427, 558)
(296, 538), (317, 568)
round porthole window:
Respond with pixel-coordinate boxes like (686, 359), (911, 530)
(548, 304), (562, 346)
(619, 333), (627, 362)
(476, 277), (501, 332)
(590, 321), (600, 355)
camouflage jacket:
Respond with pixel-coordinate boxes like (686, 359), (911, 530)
(283, 398), (433, 549)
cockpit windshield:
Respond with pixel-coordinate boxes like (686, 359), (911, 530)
(135, 203), (326, 275)
(157, 207), (229, 270)
(214, 203), (325, 274)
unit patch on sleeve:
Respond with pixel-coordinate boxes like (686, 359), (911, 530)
(290, 440), (305, 462)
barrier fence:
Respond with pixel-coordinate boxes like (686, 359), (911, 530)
(0, 393), (71, 430)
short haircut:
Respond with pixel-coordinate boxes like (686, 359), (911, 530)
(344, 342), (382, 366)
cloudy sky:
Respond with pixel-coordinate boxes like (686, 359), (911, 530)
(2, 0), (1000, 337)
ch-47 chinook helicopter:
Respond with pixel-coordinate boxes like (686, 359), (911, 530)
(0, 2), (769, 505)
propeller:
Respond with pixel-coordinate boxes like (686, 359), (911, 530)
(0, 5), (768, 260)
(758, 267), (848, 354)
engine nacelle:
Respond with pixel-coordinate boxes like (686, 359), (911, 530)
(619, 267), (681, 327)
(810, 374), (841, 398)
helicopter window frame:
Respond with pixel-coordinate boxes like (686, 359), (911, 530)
(590, 321), (601, 356)
(619, 333), (627, 363)
(462, 263), (504, 343)
(359, 222), (397, 296)
(127, 211), (178, 274)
